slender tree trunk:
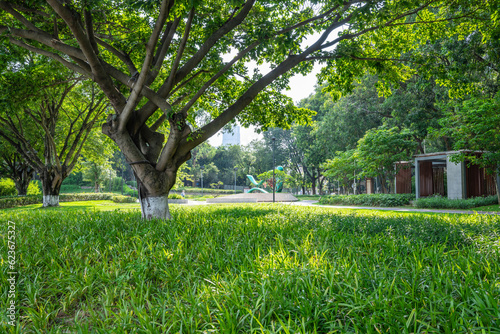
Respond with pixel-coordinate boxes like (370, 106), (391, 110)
(380, 175), (388, 194)
(40, 170), (63, 207)
(496, 172), (500, 206)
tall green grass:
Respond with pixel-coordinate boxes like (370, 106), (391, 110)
(1, 205), (499, 333)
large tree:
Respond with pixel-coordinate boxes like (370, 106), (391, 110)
(1, 0), (489, 218)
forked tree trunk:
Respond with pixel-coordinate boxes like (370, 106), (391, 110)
(135, 169), (177, 220)
(12, 164), (33, 196)
(40, 170), (63, 207)
(14, 173), (31, 196)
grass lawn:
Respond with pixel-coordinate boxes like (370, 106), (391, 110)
(473, 204), (500, 212)
(1, 204), (500, 332)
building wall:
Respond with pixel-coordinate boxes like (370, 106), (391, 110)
(222, 126), (241, 146)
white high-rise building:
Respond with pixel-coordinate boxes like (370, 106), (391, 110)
(222, 126), (241, 146)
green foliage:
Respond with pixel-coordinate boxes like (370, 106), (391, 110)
(1, 206), (500, 332)
(0, 193), (119, 209)
(125, 181), (137, 188)
(356, 127), (417, 193)
(319, 194), (415, 207)
(123, 185), (138, 198)
(168, 193), (183, 200)
(0, 178), (16, 197)
(111, 195), (137, 204)
(435, 93), (500, 175)
(104, 177), (125, 193)
(414, 195), (498, 210)
(60, 184), (83, 193)
(82, 160), (116, 193)
(27, 180), (41, 196)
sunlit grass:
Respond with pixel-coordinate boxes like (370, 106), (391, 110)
(1, 204), (499, 332)
(474, 204), (500, 212)
(1, 200), (140, 213)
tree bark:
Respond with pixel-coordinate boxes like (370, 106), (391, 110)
(13, 166), (32, 196)
(40, 169), (63, 207)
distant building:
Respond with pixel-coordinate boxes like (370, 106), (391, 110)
(222, 126), (240, 146)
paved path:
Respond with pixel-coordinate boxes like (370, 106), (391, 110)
(282, 200), (500, 215)
(184, 199), (500, 215)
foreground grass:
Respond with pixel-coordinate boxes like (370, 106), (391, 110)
(1, 205), (500, 333)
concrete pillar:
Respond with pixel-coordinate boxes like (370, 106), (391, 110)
(446, 156), (466, 199)
(415, 160), (420, 199)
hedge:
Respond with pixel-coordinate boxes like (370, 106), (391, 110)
(111, 195), (138, 203)
(319, 194), (415, 207)
(0, 193), (135, 209)
(413, 195), (498, 210)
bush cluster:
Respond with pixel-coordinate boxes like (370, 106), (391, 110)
(413, 195), (498, 209)
(111, 195), (137, 203)
(173, 187), (241, 195)
(0, 178), (17, 197)
(27, 181), (42, 195)
(123, 185), (138, 198)
(0, 192), (136, 209)
(168, 193), (183, 199)
(319, 193), (415, 207)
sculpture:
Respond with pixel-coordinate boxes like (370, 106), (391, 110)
(247, 166), (284, 193)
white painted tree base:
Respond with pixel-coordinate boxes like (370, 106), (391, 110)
(141, 196), (171, 220)
(43, 195), (60, 207)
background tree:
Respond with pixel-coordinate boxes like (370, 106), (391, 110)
(322, 150), (358, 194)
(434, 93), (500, 202)
(356, 127), (417, 193)
(0, 141), (34, 196)
(82, 160), (115, 193)
(0, 59), (108, 206)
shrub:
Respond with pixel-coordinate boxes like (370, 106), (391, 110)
(168, 193), (183, 199)
(123, 185), (138, 198)
(111, 195), (137, 203)
(126, 180), (137, 188)
(413, 195), (498, 209)
(27, 181), (41, 196)
(0, 195), (41, 209)
(319, 193), (415, 207)
(0, 178), (17, 197)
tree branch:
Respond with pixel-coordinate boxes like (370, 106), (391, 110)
(117, 0), (171, 132)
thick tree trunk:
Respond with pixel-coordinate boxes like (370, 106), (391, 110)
(140, 195), (171, 220)
(135, 167), (177, 220)
(40, 170), (63, 207)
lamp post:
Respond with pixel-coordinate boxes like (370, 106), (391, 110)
(234, 167), (238, 192)
(201, 165), (204, 195)
(272, 137), (276, 203)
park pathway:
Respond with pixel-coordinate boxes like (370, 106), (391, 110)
(183, 198), (500, 215)
(284, 200), (500, 215)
